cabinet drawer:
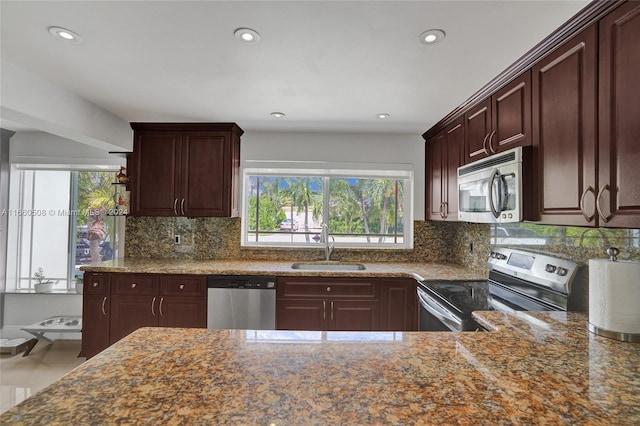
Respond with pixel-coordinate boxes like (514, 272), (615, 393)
(277, 277), (380, 299)
(112, 274), (156, 295)
(83, 273), (110, 295)
(159, 275), (206, 297)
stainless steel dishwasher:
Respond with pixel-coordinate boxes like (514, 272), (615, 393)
(207, 275), (277, 330)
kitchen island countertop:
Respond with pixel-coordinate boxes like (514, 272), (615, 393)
(2, 311), (639, 424)
(80, 258), (486, 281)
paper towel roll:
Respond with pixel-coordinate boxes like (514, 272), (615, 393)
(589, 259), (640, 334)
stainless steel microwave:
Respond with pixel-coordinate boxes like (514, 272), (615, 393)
(457, 147), (526, 223)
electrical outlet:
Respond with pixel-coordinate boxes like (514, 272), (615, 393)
(174, 235), (180, 245)
(470, 241), (475, 253)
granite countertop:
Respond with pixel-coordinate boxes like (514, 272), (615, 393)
(81, 258), (486, 281)
(3, 312), (639, 424)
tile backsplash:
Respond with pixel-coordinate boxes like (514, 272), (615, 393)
(125, 217), (490, 271)
(489, 223), (640, 265)
(125, 217), (638, 278)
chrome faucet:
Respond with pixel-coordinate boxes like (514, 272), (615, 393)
(321, 223), (335, 261)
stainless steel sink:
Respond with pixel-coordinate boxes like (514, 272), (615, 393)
(291, 262), (366, 271)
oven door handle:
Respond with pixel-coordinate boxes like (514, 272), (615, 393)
(488, 294), (519, 314)
(417, 289), (462, 330)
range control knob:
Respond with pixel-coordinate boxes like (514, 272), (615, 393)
(498, 254), (507, 260)
(557, 267), (568, 276)
(545, 264), (557, 273)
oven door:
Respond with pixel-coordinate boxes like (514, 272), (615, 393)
(417, 287), (463, 332)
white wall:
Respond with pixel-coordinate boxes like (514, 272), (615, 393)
(0, 130), (13, 328)
(241, 130), (425, 220)
(1, 61), (133, 152)
(10, 131), (124, 167)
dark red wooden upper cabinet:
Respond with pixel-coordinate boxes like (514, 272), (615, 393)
(532, 24), (598, 226)
(129, 123), (242, 217)
(598, 1), (640, 228)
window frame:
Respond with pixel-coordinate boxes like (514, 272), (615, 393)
(7, 166), (123, 292)
(241, 161), (413, 249)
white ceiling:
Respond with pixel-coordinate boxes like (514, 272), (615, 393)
(1, 1), (590, 136)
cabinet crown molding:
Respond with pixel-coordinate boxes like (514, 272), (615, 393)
(422, 0), (623, 141)
(130, 122), (244, 137)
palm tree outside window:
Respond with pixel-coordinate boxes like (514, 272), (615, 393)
(243, 167), (411, 248)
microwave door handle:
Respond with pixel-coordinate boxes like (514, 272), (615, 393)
(498, 174), (509, 211)
(489, 169), (501, 218)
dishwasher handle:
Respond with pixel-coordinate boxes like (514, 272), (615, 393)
(207, 275), (277, 289)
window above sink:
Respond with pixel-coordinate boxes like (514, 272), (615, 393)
(241, 161), (413, 249)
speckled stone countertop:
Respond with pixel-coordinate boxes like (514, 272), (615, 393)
(3, 312), (639, 425)
(81, 258), (485, 281)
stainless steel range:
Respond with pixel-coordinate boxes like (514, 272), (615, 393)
(418, 248), (586, 331)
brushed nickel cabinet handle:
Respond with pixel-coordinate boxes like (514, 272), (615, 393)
(93, 282), (99, 288)
(159, 298), (164, 317)
(331, 301), (334, 320)
(596, 184), (611, 223)
(151, 297), (156, 316)
(180, 198), (185, 216)
(179, 284), (185, 290)
(131, 283), (137, 288)
(101, 297), (107, 316)
(482, 133), (490, 155)
(488, 131), (497, 154)
(579, 185), (596, 223)
(173, 198), (178, 216)
(326, 286), (331, 292)
(439, 202), (445, 219)
(323, 301), (326, 320)
(443, 202), (449, 219)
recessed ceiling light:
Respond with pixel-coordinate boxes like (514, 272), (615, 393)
(418, 29), (445, 46)
(234, 28), (261, 44)
(270, 112), (285, 118)
(48, 26), (83, 43)
(377, 113), (391, 119)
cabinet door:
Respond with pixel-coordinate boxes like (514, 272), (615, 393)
(426, 130), (445, 220)
(330, 300), (380, 331)
(130, 131), (181, 216)
(444, 121), (463, 220)
(277, 299), (326, 330)
(598, 2), (640, 228)
(181, 131), (230, 217)
(380, 279), (418, 331)
(492, 71), (531, 154)
(464, 98), (492, 163)
(81, 294), (110, 359)
(109, 295), (158, 343)
(532, 24), (598, 226)
(158, 296), (207, 328)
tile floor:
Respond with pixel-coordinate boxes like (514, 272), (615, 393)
(0, 339), (85, 414)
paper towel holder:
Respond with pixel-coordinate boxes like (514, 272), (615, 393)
(587, 322), (640, 343)
(587, 248), (640, 343)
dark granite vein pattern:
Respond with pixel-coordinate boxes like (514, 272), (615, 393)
(2, 312), (639, 425)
